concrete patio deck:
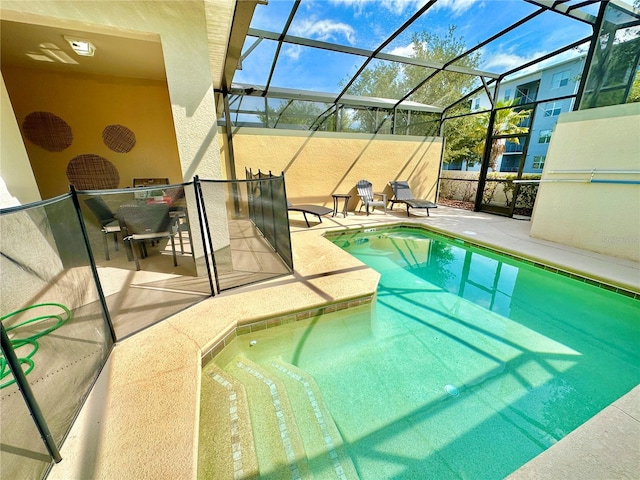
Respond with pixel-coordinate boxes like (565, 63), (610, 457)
(48, 205), (639, 480)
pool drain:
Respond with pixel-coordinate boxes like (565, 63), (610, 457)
(444, 384), (460, 397)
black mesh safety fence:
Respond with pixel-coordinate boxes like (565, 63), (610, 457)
(247, 169), (293, 271)
(0, 176), (293, 479)
(76, 183), (214, 339)
(0, 194), (113, 480)
(199, 173), (293, 291)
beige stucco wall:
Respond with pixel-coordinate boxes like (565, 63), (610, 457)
(0, 73), (40, 206)
(3, 66), (182, 199)
(220, 128), (443, 211)
(1, 1), (233, 269)
(530, 103), (640, 262)
(1, 2), (224, 184)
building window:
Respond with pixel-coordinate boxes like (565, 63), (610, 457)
(505, 140), (523, 153)
(503, 88), (511, 101)
(533, 156), (546, 169)
(474, 98), (480, 109)
(516, 87), (531, 104)
(544, 102), (562, 117)
(538, 129), (552, 143)
(551, 70), (570, 89)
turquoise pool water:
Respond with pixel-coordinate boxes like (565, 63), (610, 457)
(214, 226), (640, 479)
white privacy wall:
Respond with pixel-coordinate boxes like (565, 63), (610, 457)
(530, 103), (640, 263)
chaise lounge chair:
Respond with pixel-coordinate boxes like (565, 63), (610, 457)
(287, 202), (333, 227)
(356, 179), (387, 215)
(389, 181), (437, 217)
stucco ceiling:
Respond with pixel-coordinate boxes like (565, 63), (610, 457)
(0, 0), (242, 87)
(0, 15), (168, 82)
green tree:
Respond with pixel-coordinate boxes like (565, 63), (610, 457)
(342, 25), (481, 135)
(443, 112), (486, 169)
(627, 69), (640, 103)
(404, 26), (481, 108)
(582, 19), (640, 108)
(256, 100), (327, 129)
(472, 99), (531, 172)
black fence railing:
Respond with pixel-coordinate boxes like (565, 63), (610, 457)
(245, 168), (293, 271)
(0, 193), (114, 480)
(0, 175), (293, 479)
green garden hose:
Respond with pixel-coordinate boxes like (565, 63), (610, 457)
(0, 303), (71, 389)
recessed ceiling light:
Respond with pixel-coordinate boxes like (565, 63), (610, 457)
(64, 36), (95, 57)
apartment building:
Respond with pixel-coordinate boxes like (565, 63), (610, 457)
(451, 55), (587, 173)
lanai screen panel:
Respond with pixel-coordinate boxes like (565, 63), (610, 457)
(269, 45), (367, 94)
(235, 38), (278, 87)
(408, 69), (483, 109)
(450, 9), (594, 76)
(580, 1), (640, 109)
(380, 0), (541, 62)
(248, 0), (295, 33)
(229, 0), (636, 133)
(343, 57), (431, 99)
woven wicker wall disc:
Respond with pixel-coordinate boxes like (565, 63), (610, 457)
(66, 154), (120, 190)
(102, 124), (136, 153)
(22, 111), (73, 152)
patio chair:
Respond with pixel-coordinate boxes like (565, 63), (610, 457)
(356, 180), (387, 215)
(118, 203), (178, 270)
(133, 177), (170, 187)
(389, 180), (437, 217)
(287, 202), (333, 227)
(84, 196), (121, 260)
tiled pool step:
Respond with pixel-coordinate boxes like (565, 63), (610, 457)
(211, 356), (358, 479)
(199, 365), (259, 479)
(227, 358), (311, 479)
(266, 359), (358, 480)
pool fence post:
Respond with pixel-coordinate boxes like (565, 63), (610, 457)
(1, 322), (62, 463)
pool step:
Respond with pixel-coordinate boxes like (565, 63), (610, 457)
(265, 359), (358, 480)
(225, 357), (313, 479)
(199, 364), (259, 479)
(223, 356), (359, 479)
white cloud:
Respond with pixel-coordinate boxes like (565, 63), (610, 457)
(283, 44), (303, 61)
(329, 0), (478, 16)
(329, 0), (425, 16)
(431, 0), (479, 16)
(328, 0), (371, 15)
(291, 18), (356, 44)
(382, 0), (426, 15)
(482, 51), (544, 71)
(389, 43), (416, 57)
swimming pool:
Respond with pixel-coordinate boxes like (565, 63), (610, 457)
(202, 226), (640, 479)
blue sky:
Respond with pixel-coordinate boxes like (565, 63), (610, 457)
(234, 0), (632, 96)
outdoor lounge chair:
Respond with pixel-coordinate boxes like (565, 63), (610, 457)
(356, 179), (387, 215)
(287, 202), (333, 227)
(389, 181), (437, 217)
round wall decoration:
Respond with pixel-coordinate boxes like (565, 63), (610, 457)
(102, 124), (136, 153)
(22, 111), (73, 152)
(66, 154), (120, 190)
